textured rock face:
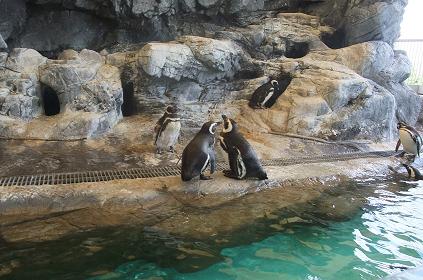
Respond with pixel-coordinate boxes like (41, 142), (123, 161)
(0, 49), (45, 119)
(308, 0), (407, 47)
(0, 0), (406, 55)
(0, 49), (123, 139)
(0, 2), (419, 141)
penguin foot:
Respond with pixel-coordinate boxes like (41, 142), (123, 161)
(223, 170), (232, 175)
(169, 146), (175, 153)
(200, 174), (212, 180)
(156, 148), (162, 154)
(249, 104), (261, 110)
(224, 174), (243, 180)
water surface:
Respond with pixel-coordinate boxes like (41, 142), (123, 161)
(1, 178), (423, 280)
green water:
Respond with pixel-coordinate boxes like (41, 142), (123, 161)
(89, 181), (423, 280)
(2, 179), (423, 280)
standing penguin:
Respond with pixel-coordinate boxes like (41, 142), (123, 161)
(155, 105), (181, 154)
(181, 121), (220, 181)
(219, 115), (267, 180)
(395, 122), (422, 161)
(402, 164), (423, 180)
(248, 74), (292, 109)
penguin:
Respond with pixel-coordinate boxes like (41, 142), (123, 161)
(265, 73), (292, 108)
(181, 121), (221, 181)
(219, 115), (268, 180)
(395, 122), (422, 161)
(402, 164), (423, 180)
(248, 74), (292, 109)
(249, 79), (279, 109)
(154, 105), (181, 154)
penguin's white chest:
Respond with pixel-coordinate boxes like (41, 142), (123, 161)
(399, 129), (418, 155)
(156, 121), (181, 149)
(261, 89), (274, 107)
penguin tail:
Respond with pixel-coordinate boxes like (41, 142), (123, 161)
(248, 100), (259, 109)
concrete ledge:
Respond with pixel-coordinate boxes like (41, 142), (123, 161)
(0, 156), (398, 243)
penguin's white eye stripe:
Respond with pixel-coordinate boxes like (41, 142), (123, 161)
(209, 123), (218, 134)
(165, 117), (180, 122)
(271, 80), (278, 86)
(223, 120), (233, 133)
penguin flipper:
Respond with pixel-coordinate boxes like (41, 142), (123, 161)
(210, 152), (216, 174)
(395, 139), (401, 152)
(219, 136), (228, 152)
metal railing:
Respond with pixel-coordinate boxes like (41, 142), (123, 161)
(395, 39), (423, 85)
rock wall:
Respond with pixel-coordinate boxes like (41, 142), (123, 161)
(0, 0), (420, 141)
(0, 49), (123, 139)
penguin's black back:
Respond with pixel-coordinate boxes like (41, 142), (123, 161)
(181, 132), (213, 181)
(264, 74), (292, 108)
(249, 83), (273, 108)
(223, 131), (267, 179)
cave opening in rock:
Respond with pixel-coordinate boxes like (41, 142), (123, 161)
(285, 41), (310, 58)
(41, 85), (60, 116)
(121, 81), (137, 117)
(321, 29), (346, 49)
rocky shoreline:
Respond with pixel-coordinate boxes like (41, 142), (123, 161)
(0, 152), (402, 244)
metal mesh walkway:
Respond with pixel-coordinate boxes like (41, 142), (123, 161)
(0, 150), (396, 187)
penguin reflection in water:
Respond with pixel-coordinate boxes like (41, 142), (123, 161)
(395, 122), (422, 162)
(181, 121), (221, 181)
(249, 73), (292, 109)
(402, 164), (423, 180)
(219, 115), (268, 180)
(154, 105), (181, 154)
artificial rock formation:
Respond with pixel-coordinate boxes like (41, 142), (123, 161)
(0, 49), (123, 139)
(0, 0), (419, 141)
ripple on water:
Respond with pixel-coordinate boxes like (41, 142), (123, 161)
(2, 179), (423, 280)
(89, 180), (423, 280)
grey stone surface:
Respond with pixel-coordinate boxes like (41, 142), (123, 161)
(0, 49), (123, 139)
(0, 8), (419, 141)
(0, 34), (7, 49)
(11, 10), (112, 55)
(308, 0), (407, 46)
(0, 0), (26, 42)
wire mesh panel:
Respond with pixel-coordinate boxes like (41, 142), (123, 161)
(395, 39), (423, 85)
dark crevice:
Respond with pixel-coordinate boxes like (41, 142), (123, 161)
(285, 41), (310, 58)
(41, 85), (60, 116)
(121, 80), (137, 117)
(321, 28), (346, 49)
